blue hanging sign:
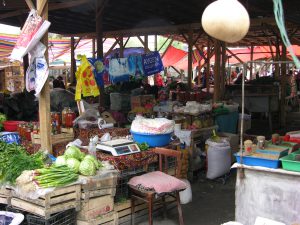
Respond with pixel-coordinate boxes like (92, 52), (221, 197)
(142, 51), (164, 76)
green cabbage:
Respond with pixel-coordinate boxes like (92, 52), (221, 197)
(79, 159), (96, 176)
(66, 158), (80, 173)
(64, 146), (82, 160)
(84, 155), (102, 169)
(79, 152), (86, 161)
(55, 155), (67, 166)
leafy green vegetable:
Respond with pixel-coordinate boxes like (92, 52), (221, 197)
(3, 151), (44, 185)
(0, 141), (45, 185)
(34, 165), (78, 188)
(79, 159), (96, 176)
(64, 146), (82, 160)
(55, 155), (67, 166)
(137, 142), (149, 151)
(66, 158), (80, 173)
(0, 113), (6, 131)
(84, 155), (102, 169)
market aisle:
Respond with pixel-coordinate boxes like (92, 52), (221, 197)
(138, 170), (236, 225)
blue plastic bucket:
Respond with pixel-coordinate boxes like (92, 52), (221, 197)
(131, 131), (172, 147)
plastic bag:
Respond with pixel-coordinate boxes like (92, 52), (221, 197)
(0, 211), (24, 225)
(75, 55), (100, 100)
(73, 109), (99, 129)
(206, 138), (231, 179)
(10, 9), (51, 61)
(179, 179), (192, 204)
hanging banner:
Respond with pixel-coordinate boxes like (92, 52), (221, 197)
(142, 51), (164, 76)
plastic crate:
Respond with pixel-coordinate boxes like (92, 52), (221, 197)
(26, 208), (76, 225)
(280, 150), (300, 172)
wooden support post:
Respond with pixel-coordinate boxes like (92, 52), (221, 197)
(206, 40), (210, 93)
(250, 44), (254, 79)
(198, 60), (201, 87)
(23, 54), (29, 84)
(96, 0), (104, 58)
(70, 37), (76, 85)
(92, 38), (95, 58)
(37, 0), (51, 153)
(25, 0), (35, 10)
(221, 42), (226, 98)
(275, 37), (280, 79)
(158, 36), (170, 52)
(96, 0), (105, 107)
(214, 40), (221, 102)
(280, 45), (287, 127)
(161, 38), (174, 59)
(144, 35), (148, 53)
(154, 35), (157, 51)
(137, 36), (151, 52)
(119, 36), (124, 58)
(187, 29), (193, 90)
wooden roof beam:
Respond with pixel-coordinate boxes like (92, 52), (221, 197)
(0, 0), (92, 20)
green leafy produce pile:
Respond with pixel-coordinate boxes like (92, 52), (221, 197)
(0, 113), (6, 131)
(55, 145), (103, 176)
(137, 142), (149, 151)
(0, 141), (44, 184)
(34, 165), (78, 188)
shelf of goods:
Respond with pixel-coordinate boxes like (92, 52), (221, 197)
(0, 65), (24, 93)
(31, 128), (74, 145)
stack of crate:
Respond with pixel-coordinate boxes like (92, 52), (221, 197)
(10, 184), (81, 219)
(0, 186), (12, 205)
(77, 171), (119, 225)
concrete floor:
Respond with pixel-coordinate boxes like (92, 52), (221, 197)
(138, 170), (236, 225)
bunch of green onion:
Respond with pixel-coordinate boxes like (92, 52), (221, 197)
(33, 165), (78, 188)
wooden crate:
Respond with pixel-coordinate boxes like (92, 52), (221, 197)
(0, 187), (12, 205)
(81, 173), (118, 201)
(31, 131), (74, 145)
(77, 195), (114, 221)
(11, 184), (81, 219)
(77, 211), (118, 225)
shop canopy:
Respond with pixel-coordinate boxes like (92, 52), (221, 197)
(0, 33), (115, 63)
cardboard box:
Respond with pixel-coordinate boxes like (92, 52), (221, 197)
(77, 195), (114, 221)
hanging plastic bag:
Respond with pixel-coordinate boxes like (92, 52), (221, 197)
(10, 9), (51, 61)
(75, 55), (100, 100)
(88, 58), (105, 88)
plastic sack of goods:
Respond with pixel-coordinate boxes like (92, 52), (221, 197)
(131, 115), (174, 134)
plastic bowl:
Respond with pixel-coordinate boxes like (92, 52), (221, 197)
(3, 121), (20, 132)
(131, 131), (172, 147)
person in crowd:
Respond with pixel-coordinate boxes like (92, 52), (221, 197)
(53, 75), (65, 89)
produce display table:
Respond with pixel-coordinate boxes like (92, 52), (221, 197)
(234, 163), (300, 225)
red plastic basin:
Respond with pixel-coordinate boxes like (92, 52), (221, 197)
(3, 121), (20, 132)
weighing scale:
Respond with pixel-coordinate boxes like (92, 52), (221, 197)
(96, 138), (141, 156)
